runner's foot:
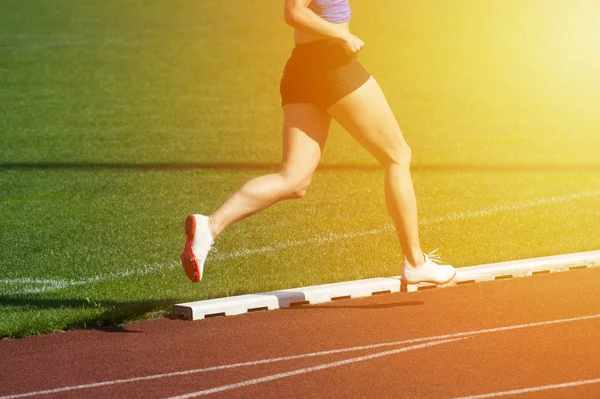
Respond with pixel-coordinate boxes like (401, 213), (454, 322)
(181, 214), (214, 282)
(401, 249), (456, 285)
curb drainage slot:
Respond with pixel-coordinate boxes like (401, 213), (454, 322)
(205, 312), (226, 318)
(418, 285), (437, 291)
(569, 265), (588, 270)
(331, 295), (351, 301)
(289, 301), (310, 307)
(532, 270), (551, 275)
(248, 306), (269, 313)
(372, 290), (391, 295)
(494, 275), (513, 280)
(457, 280), (476, 285)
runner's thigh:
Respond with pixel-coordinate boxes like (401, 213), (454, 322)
(327, 76), (409, 166)
(281, 103), (331, 181)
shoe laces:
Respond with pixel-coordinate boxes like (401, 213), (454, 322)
(425, 248), (442, 264)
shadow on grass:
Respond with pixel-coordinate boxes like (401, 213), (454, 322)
(286, 300), (424, 310)
(0, 296), (179, 338)
(2, 161), (600, 173)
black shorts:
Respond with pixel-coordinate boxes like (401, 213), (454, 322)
(279, 39), (371, 110)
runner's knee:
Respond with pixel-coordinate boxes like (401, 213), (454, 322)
(288, 178), (311, 199)
(380, 144), (412, 168)
(278, 172), (312, 199)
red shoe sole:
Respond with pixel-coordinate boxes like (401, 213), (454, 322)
(181, 215), (201, 282)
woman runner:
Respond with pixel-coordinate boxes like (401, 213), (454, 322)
(181, 0), (456, 285)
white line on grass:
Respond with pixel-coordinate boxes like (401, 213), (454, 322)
(454, 377), (600, 398)
(166, 338), (468, 398)
(0, 278), (70, 285)
(213, 189), (600, 261)
(0, 262), (179, 295)
(6, 189), (600, 295)
(0, 278), (70, 294)
(1, 313), (598, 399)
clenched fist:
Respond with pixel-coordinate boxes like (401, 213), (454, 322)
(340, 32), (364, 56)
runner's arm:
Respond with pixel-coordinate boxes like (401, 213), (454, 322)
(283, 0), (350, 41)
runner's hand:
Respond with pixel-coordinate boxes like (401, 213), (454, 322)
(340, 32), (364, 56)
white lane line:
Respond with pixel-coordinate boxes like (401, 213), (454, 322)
(213, 190), (600, 261)
(454, 377), (600, 398)
(5, 189), (600, 295)
(0, 279), (70, 295)
(420, 190), (600, 225)
(166, 338), (468, 399)
(0, 262), (179, 295)
(1, 313), (598, 399)
(0, 278), (69, 284)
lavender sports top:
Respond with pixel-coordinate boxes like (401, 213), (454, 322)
(309, 0), (351, 24)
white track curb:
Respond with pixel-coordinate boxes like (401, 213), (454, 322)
(172, 250), (600, 320)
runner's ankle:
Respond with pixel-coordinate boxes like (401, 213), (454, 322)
(404, 253), (426, 268)
(208, 215), (218, 240)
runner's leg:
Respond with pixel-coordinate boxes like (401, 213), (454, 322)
(209, 104), (331, 239)
(327, 76), (424, 267)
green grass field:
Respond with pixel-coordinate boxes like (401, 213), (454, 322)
(2, 0), (600, 338)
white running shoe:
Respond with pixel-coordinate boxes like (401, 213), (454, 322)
(181, 214), (214, 282)
(401, 249), (456, 285)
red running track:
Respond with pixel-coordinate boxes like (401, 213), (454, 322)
(1, 267), (600, 398)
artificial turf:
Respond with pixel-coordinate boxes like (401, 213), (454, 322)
(1, 0), (600, 338)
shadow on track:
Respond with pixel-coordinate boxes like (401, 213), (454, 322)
(286, 300), (424, 310)
(2, 161), (600, 173)
(0, 296), (179, 337)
